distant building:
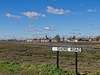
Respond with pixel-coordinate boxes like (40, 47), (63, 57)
(64, 38), (69, 42)
(89, 38), (93, 41)
(73, 39), (78, 42)
(60, 38), (63, 42)
(41, 39), (51, 42)
(67, 38), (73, 42)
(25, 35), (61, 43)
(26, 35), (100, 43)
(60, 37), (67, 42)
(26, 39), (33, 42)
(51, 39), (58, 42)
(93, 36), (100, 41)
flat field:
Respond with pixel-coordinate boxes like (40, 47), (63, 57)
(0, 42), (100, 75)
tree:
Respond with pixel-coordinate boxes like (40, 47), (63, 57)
(54, 35), (60, 42)
(72, 36), (76, 39)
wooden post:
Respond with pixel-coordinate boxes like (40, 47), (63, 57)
(57, 51), (59, 69)
(75, 52), (78, 74)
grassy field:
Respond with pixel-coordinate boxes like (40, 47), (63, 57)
(0, 43), (100, 75)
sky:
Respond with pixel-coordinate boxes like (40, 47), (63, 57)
(0, 0), (100, 40)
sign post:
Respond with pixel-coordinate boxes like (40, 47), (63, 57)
(57, 51), (59, 69)
(52, 47), (82, 74)
(75, 52), (77, 74)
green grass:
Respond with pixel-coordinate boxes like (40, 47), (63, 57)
(87, 71), (100, 75)
(0, 62), (24, 73)
(23, 63), (76, 75)
(0, 61), (100, 75)
(0, 60), (77, 75)
(0, 61), (76, 75)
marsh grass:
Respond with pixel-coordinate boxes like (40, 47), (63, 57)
(0, 43), (100, 74)
(93, 45), (100, 49)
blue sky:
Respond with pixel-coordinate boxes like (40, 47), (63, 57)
(0, 0), (100, 40)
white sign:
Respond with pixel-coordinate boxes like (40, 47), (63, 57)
(52, 47), (82, 52)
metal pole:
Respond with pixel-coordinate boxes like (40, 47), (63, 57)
(75, 52), (78, 74)
(57, 51), (59, 69)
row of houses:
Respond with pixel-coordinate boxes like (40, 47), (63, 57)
(25, 38), (80, 43)
(26, 39), (58, 43)
(26, 35), (59, 43)
(25, 35), (100, 43)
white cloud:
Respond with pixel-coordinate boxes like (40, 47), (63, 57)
(90, 24), (93, 26)
(28, 25), (34, 28)
(47, 6), (71, 15)
(35, 32), (44, 38)
(41, 14), (46, 17)
(87, 34), (93, 38)
(75, 32), (81, 35)
(25, 29), (29, 32)
(44, 27), (51, 30)
(69, 32), (81, 35)
(34, 29), (41, 32)
(6, 13), (21, 18)
(31, 30), (34, 32)
(50, 25), (56, 28)
(72, 28), (79, 31)
(22, 12), (46, 19)
(88, 9), (97, 12)
(94, 27), (99, 30)
(88, 32), (94, 35)
(44, 26), (57, 31)
(0, 34), (19, 40)
(90, 32), (94, 35)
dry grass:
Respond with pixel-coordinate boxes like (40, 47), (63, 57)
(93, 45), (100, 49)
